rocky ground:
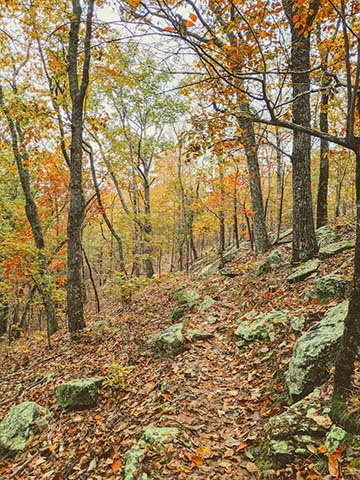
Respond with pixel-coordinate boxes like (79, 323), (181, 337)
(1, 224), (360, 479)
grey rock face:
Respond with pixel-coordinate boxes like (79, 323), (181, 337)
(56, 377), (104, 410)
(0, 401), (51, 458)
(285, 302), (348, 401)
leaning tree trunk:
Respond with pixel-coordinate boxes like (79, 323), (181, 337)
(283, 0), (319, 262)
(66, 0), (94, 334)
(143, 177), (154, 278)
(238, 110), (270, 253)
(331, 148), (360, 433)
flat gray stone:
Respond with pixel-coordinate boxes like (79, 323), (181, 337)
(319, 239), (355, 259)
(287, 259), (321, 283)
(150, 323), (186, 358)
(235, 310), (287, 347)
(316, 225), (337, 248)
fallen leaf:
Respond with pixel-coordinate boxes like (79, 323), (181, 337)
(191, 455), (203, 466)
(112, 459), (122, 474)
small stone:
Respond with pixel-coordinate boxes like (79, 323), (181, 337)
(149, 323), (186, 358)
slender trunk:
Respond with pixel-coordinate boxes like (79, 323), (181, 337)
(0, 86), (58, 337)
(233, 169), (240, 248)
(82, 247), (100, 314)
(87, 144), (126, 273)
(316, 90), (330, 228)
(218, 162), (226, 258)
(238, 111), (270, 253)
(143, 177), (154, 277)
(0, 300), (8, 336)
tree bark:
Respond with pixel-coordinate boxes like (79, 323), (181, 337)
(316, 90), (330, 228)
(283, 0), (319, 262)
(238, 112), (270, 253)
(66, 0), (94, 333)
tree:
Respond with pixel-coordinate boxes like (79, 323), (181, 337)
(66, 0), (95, 333)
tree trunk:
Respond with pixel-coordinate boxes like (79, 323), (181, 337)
(143, 178), (154, 278)
(0, 86), (58, 337)
(331, 148), (360, 433)
(283, 0), (319, 261)
(316, 90), (330, 228)
(238, 112), (270, 253)
(66, 0), (94, 334)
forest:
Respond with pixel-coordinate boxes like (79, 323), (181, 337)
(1, 0), (360, 478)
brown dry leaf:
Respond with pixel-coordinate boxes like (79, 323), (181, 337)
(196, 446), (212, 459)
(224, 448), (234, 458)
(246, 462), (258, 473)
(306, 443), (318, 454)
(112, 458), (122, 473)
(191, 455), (203, 466)
(319, 444), (328, 454)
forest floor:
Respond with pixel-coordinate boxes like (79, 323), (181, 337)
(1, 231), (360, 479)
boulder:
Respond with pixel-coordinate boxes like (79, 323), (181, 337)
(313, 274), (352, 302)
(257, 250), (284, 275)
(56, 377), (104, 410)
(150, 323), (186, 357)
(170, 288), (200, 321)
(286, 302), (348, 401)
(316, 225), (337, 248)
(124, 427), (178, 480)
(235, 310), (287, 347)
(0, 401), (51, 458)
(287, 259), (321, 283)
(198, 295), (215, 311)
(319, 239), (355, 259)
(172, 288), (199, 308)
(265, 389), (330, 465)
(198, 259), (221, 278)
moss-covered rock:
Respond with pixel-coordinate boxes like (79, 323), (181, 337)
(235, 310), (287, 347)
(265, 389), (329, 465)
(172, 288), (199, 308)
(0, 402), (51, 458)
(150, 323), (186, 357)
(319, 239), (355, 259)
(313, 274), (352, 302)
(56, 377), (104, 410)
(257, 250), (284, 275)
(316, 225), (337, 248)
(287, 259), (321, 283)
(198, 259), (221, 278)
(285, 302), (348, 401)
(198, 295), (215, 311)
(124, 427), (178, 480)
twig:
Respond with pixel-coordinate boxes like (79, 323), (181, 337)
(8, 452), (37, 478)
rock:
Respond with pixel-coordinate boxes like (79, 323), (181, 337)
(205, 315), (217, 324)
(198, 295), (215, 311)
(172, 288), (199, 308)
(198, 259), (221, 277)
(316, 225), (337, 248)
(290, 316), (306, 334)
(313, 274), (352, 302)
(265, 389), (329, 465)
(0, 402), (51, 458)
(56, 377), (104, 410)
(124, 427), (178, 480)
(319, 239), (355, 259)
(287, 259), (321, 283)
(285, 302), (348, 401)
(325, 425), (349, 453)
(219, 267), (240, 277)
(257, 250), (284, 275)
(235, 310), (287, 347)
(150, 323), (186, 357)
